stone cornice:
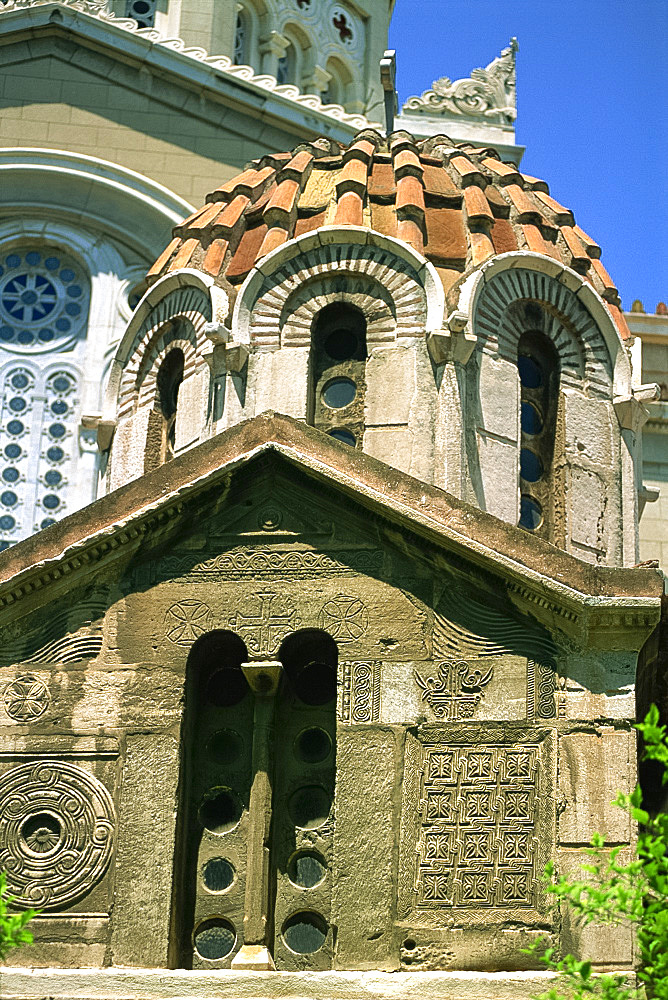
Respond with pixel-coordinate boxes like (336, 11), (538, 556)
(0, 1), (379, 139)
(0, 413), (661, 649)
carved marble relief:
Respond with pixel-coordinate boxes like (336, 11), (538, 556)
(0, 760), (115, 909)
(2, 674), (50, 721)
(338, 661), (381, 723)
(229, 591), (302, 656)
(399, 728), (553, 925)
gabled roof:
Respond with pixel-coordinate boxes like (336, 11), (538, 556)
(0, 413), (660, 647)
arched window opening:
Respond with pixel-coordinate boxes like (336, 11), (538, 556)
(517, 327), (561, 542)
(323, 57), (353, 108)
(145, 347), (184, 472)
(173, 624), (338, 970)
(309, 303), (367, 448)
(276, 42), (296, 85)
(172, 630), (252, 969)
(233, 11), (247, 65)
(274, 629), (336, 968)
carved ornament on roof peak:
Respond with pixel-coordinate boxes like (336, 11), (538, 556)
(402, 38), (518, 126)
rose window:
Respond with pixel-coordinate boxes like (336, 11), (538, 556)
(0, 248), (89, 352)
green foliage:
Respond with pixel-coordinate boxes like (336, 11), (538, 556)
(0, 872), (36, 962)
(529, 706), (668, 1000)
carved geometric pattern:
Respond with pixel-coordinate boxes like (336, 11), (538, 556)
(2, 674), (49, 721)
(229, 591), (301, 656)
(416, 743), (539, 909)
(0, 761), (115, 909)
(164, 600), (213, 647)
(414, 660), (493, 720)
(136, 548), (383, 585)
(338, 661), (381, 723)
(318, 594), (368, 642)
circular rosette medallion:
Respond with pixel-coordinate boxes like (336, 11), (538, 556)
(0, 760), (115, 909)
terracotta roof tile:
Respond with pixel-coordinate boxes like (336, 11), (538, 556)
(424, 206), (467, 264)
(490, 217), (519, 254)
(463, 186), (494, 224)
(334, 189), (364, 226)
(504, 184), (542, 222)
(147, 236), (180, 279)
(534, 190), (574, 225)
(607, 302), (631, 340)
(481, 158), (521, 184)
(169, 237), (199, 271)
(396, 174), (426, 218)
(573, 224), (601, 259)
(211, 194), (250, 235)
(560, 226), (591, 272)
(368, 162), (396, 200)
(202, 239), (228, 277)
(226, 225), (268, 282)
(145, 130), (623, 343)
(591, 257), (618, 301)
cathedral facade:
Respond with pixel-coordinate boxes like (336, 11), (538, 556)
(0, 3), (666, 999)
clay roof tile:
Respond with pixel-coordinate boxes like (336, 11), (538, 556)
(463, 186), (494, 224)
(504, 184), (543, 222)
(560, 226), (591, 272)
(533, 190), (574, 225)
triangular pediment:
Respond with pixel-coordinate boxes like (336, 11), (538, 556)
(0, 413), (660, 653)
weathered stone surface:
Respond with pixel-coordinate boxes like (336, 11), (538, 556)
(110, 735), (181, 967)
(333, 727), (401, 971)
(559, 730), (634, 843)
(558, 848), (635, 966)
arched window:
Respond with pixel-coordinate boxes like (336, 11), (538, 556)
(233, 11), (247, 65)
(0, 364), (80, 549)
(125, 0), (156, 28)
(323, 57), (354, 108)
(276, 41), (296, 85)
(145, 347), (184, 471)
(309, 303), (367, 448)
(516, 327), (560, 541)
(173, 626), (337, 969)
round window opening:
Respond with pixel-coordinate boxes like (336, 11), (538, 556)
(322, 377), (356, 409)
(199, 788), (243, 834)
(0, 248), (88, 351)
(521, 401), (543, 435)
(324, 329), (358, 361)
(517, 355), (543, 389)
(202, 857), (235, 893)
(288, 850), (327, 889)
(294, 726), (332, 763)
(193, 918), (236, 960)
(519, 495), (543, 531)
(282, 911), (328, 954)
(288, 785), (331, 830)
(327, 428), (356, 447)
(520, 448), (543, 483)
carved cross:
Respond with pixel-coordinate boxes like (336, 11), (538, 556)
(332, 12), (353, 42)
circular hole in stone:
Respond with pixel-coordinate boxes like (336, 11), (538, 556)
(282, 911), (328, 954)
(322, 377), (356, 409)
(519, 495), (543, 531)
(199, 788), (243, 834)
(206, 729), (243, 765)
(403, 938), (417, 951)
(520, 448), (543, 483)
(202, 857), (235, 893)
(206, 667), (247, 708)
(517, 355), (543, 389)
(294, 727), (332, 764)
(288, 850), (327, 889)
(288, 785), (331, 830)
(521, 401), (543, 435)
(324, 329), (357, 361)
(193, 917), (236, 960)
(327, 428), (356, 447)
(20, 813), (62, 854)
(292, 661), (337, 706)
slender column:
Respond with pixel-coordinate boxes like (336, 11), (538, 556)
(231, 660), (282, 971)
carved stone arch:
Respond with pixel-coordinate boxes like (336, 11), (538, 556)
(117, 285), (211, 418)
(474, 267), (614, 398)
(246, 241), (429, 350)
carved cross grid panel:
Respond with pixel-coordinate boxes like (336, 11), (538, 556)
(229, 591), (301, 656)
(416, 744), (539, 909)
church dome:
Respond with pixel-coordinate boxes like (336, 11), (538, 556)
(146, 129), (630, 341)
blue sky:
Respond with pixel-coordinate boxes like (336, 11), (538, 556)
(388, 0), (668, 311)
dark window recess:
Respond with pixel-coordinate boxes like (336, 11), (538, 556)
(309, 304), (367, 447)
(516, 326), (560, 542)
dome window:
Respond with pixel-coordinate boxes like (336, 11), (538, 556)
(309, 303), (367, 447)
